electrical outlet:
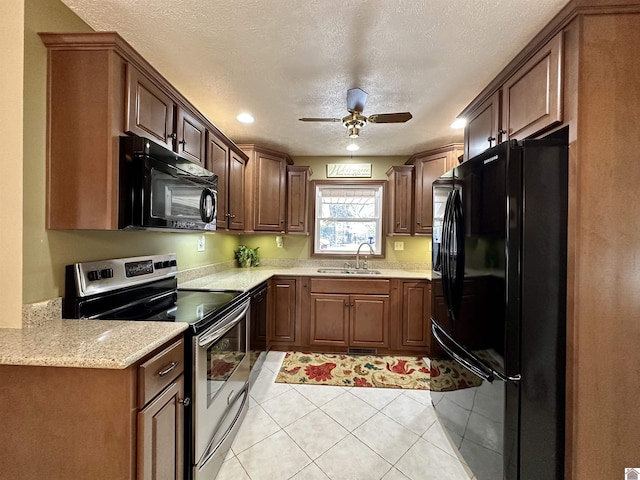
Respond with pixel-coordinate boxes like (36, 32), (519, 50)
(394, 241), (404, 251)
(197, 235), (205, 252)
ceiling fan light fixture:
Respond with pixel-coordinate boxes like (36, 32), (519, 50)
(347, 127), (360, 138)
(346, 143), (359, 151)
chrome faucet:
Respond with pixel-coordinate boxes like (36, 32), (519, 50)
(355, 242), (374, 270)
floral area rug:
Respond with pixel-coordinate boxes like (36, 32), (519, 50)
(428, 358), (483, 392)
(275, 352), (430, 390)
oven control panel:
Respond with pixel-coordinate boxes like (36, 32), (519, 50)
(68, 253), (179, 297)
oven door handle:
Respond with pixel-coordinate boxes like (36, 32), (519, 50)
(198, 300), (250, 349)
(197, 384), (249, 467)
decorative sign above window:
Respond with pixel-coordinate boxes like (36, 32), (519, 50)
(326, 163), (372, 178)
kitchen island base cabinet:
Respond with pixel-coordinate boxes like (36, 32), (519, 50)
(0, 337), (185, 480)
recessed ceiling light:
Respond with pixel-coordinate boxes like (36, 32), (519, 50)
(346, 143), (359, 152)
(450, 118), (467, 129)
(237, 113), (254, 124)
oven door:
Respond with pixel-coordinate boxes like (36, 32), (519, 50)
(192, 299), (250, 470)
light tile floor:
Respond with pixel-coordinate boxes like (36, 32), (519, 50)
(216, 351), (475, 480)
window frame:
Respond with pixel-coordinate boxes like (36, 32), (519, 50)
(310, 179), (387, 258)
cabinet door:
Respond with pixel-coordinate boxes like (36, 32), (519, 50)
(309, 294), (350, 347)
(176, 107), (206, 165)
(401, 281), (431, 349)
(207, 133), (230, 229)
(228, 151), (246, 230)
(287, 166), (311, 234)
(126, 65), (175, 150)
(414, 155), (447, 235)
(464, 91), (501, 161)
(255, 152), (287, 231)
(387, 166), (414, 234)
(502, 32), (563, 141)
(137, 376), (185, 480)
(270, 278), (296, 343)
(250, 285), (268, 356)
(350, 295), (389, 348)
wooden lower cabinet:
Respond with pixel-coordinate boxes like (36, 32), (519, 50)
(309, 293), (389, 348)
(0, 336), (186, 480)
(269, 277), (297, 344)
(309, 294), (349, 347)
(138, 377), (184, 480)
(308, 278), (391, 350)
(401, 281), (431, 351)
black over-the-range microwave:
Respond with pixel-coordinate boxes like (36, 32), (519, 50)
(119, 135), (218, 231)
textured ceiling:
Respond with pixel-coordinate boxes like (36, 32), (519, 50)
(59, 0), (570, 157)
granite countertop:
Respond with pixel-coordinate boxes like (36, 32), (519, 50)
(179, 266), (433, 291)
(2, 265), (431, 370)
(0, 319), (188, 369)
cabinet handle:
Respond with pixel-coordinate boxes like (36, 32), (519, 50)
(180, 397), (191, 407)
(230, 214), (236, 218)
(179, 139), (187, 146)
(169, 133), (177, 140)
(157, 361), (179, 377)
(417, 221), (421, 225)
(488, 136), (496, 148)
(498, 129), (507, 135)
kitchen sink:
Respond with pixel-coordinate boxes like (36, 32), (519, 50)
(316, 268), (381, 275)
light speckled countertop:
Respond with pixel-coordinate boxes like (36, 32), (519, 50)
(180, 266), (433, 291)
(0, 319), (187, 369)
(1, 266), (430, 370)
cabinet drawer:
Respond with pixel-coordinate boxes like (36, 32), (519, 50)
(138, 338), (184, 408)
(310, 278), (390, 295)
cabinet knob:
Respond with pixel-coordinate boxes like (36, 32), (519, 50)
(487, 136), (496, 148)
(179, 397), (191, 407)
(230, 214), (236, 219)
(498, 129), (507, 135)
(170, 133), (177, 140)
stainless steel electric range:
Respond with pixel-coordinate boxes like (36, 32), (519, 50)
(63, 253), (250, 480)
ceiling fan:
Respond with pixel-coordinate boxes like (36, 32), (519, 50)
(299, 88), (412, 138)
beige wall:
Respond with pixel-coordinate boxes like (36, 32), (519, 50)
(1, 0), (25, 328)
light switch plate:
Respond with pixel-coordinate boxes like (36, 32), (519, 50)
(197, 235), (205, 252)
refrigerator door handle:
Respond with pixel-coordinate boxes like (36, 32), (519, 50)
(441, 191), (455, 318)
(450, 189), (465, 318)
(431, 323), (495, 383)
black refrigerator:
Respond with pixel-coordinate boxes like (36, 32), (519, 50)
(430, 137), (567, 480)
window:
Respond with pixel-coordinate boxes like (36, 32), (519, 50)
(312, 181), (385, 256)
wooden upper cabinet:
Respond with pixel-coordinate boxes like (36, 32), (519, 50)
(207, 132), (246, 230)
(287, 166), (312, 234)
(228, 150), (246, 230)
(240, 145), (291, 232)
(207, 132), (230, 229)
(125, 65), (175, 150)
(464, 91), (501, 161)
(386, 165), (414, 235)
(176, 107), (207, 166)
(408, 145), (462, 235)
(501, 31), (563, 141)
(40, 32), (242, 230)
(462, 31), (564, 161)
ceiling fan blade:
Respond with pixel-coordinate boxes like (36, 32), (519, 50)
(299, 117), (342, 122)
(367, 112), (413, 123)
(347, 88), (368, 113)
